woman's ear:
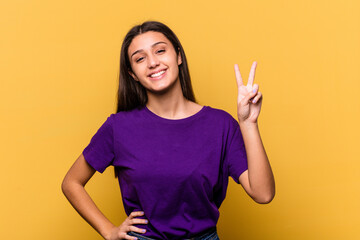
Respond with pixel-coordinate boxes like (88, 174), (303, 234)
(128, 70), (138, 81)
(177, 49), (182, 65)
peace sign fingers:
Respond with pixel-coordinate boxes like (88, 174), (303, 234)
(247, 61), (257, 91)
(234, 61), (257, 89)
(234, 61), (262, 124)
(234, 64), (244, 88)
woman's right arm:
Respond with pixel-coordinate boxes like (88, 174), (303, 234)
(61, 153), (148, 240)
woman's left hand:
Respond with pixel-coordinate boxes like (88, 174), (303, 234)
(234, 61), (262, 124)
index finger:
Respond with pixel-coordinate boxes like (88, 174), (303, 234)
(234, 64), (243, 87)
(129, 211), (144, 218)
(247, 61), (257, 87)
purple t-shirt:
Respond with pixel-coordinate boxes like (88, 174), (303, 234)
(82, 105), (248, 239)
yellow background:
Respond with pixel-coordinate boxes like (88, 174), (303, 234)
(1, 0), (359, 239)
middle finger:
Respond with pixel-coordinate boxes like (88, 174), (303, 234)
(234, 64), (244, 88)
(130, 218), (148, 225)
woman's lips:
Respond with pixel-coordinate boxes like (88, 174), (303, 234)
(148, 69), (167, 80)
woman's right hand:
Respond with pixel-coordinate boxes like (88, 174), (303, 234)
(105, 211), (148, 240)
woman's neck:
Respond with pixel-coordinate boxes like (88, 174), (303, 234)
(146, 82), (197, 119)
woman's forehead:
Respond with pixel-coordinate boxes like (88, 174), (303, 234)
(128, 31), (171, 54)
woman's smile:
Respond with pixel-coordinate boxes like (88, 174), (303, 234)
(148, 69), (167, 80)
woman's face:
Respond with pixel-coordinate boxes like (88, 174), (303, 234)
(128, 31), (182, 94)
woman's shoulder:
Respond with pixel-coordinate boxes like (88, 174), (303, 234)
(205, 105), (238, 122)
(108, 106), (146, 123)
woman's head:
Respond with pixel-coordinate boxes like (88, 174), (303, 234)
(128, 30), (183, 95)
(117, 21), (196, 112)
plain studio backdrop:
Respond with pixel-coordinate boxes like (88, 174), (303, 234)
(0, 0), (359, 239)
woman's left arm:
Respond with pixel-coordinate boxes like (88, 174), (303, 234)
(234, 61), (275, 204)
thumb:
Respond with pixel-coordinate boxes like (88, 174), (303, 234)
(241, 89), (257, 106)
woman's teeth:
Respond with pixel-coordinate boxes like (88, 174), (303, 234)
(150, 70), (165, 78)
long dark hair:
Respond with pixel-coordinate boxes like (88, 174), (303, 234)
(116, 20), (197, 112)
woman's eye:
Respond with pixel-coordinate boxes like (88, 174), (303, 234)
(136, 57), (144, 63)
(157, 49), (165, 54)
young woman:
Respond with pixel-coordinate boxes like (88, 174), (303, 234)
(62, 21), (275, 240)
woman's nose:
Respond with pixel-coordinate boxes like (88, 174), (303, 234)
(147, 54), (160, 68)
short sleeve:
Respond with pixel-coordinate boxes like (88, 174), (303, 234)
(224, 118), (248, 184)
(82, 114), (115, 173)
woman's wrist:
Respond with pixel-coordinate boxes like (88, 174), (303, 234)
(101, 223), (117, 240)
(238, 120), (259, 132)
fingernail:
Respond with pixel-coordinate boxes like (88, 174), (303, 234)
(145, 220), (148, 224)
(252, 99), (256, 103)
(142, 229), (146, 233)
(253, 89), (256, 93)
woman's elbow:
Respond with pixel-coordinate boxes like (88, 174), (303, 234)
(61, 176), (71, 196)
(61, 174), (78, 197)
(252, 190), (275, 204)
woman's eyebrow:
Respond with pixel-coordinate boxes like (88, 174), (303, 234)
(131, 41), (167, 58)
